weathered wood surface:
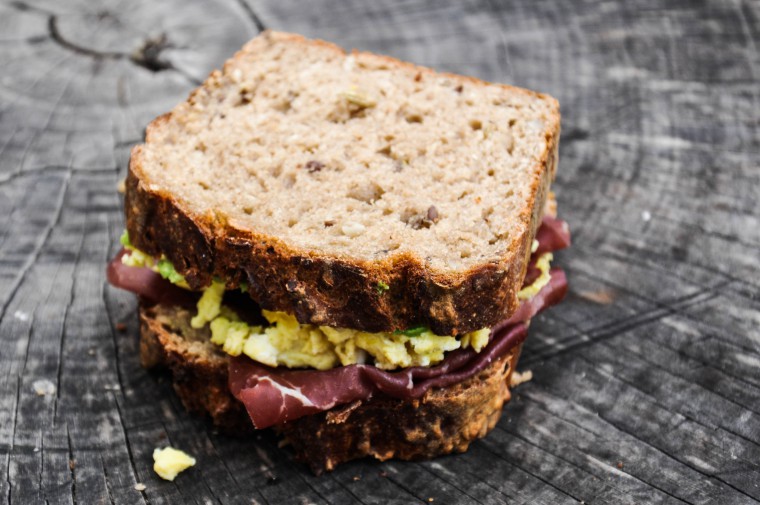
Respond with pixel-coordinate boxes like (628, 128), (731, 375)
(1, 0), (758, 503)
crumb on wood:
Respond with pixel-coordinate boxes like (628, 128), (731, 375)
(576, 288), (616, 305)
(32, 379), (56, 396)
(510, 370), (533, 387)
(117, 178), (126, 194)
(69, 459), (76, 470)
(115, 322), (127, 331)
(134, 483), (146, 492)
(617, 461), (624, 469)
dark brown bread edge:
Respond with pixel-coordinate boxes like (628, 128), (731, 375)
(139, 303), (523, 474)
(280, 346), (522, 474)
(126, 31), (560, 335)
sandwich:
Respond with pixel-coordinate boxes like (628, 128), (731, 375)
(107, 31), (570, 474)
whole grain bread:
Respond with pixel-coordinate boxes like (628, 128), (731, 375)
(126, 30), (560, 335)
(139, 302), (523, 473)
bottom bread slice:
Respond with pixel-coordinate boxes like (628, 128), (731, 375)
(139, 302), (523, 473)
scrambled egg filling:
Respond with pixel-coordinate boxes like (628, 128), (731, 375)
(191, 280), (488, 370)
(517, 252), (553, 301)
(152, 447), (196, 481)
(121, 232), (553, 370)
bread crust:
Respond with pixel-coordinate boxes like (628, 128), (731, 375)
(139, 302), (523, 473)
(279, 346), (521, 474)
(139, 303), (253, 434)
(126, 31), (560, 336)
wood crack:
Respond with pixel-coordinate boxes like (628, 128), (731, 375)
(66, 425), (77, 505)
(99, 455), (117, 505)
(102, 216), (127, 397)
(524, 280), (729, 365)
(326, 472), (371, 505)
(580, 348), (760, 462)
(590, 402), (760, 502)
(5, 378), (21, 505)
(598, 337), (760, 419)
(48, 16), (124, 60)
(496, 422), (692, 504)
(233, 0), (268, 33)
(0, 170), (70, 321)
(374, 470), (427, 504)
(110, 398), (148, 505)
(54, 205), (87, 422)
(45, 13), (201, 85)
(572, 352), (760, 496)
(413, 461), (488, 505)
(477, 441), (583, 503)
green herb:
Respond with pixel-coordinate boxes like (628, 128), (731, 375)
(240, 281), (249, 293)
(375, 281), (389, 294)
(157, 258), (185, 284)
(394, 326), (426, 337)
(119, 230), (132, 248)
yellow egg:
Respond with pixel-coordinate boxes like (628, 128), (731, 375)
(152, 447), (196, 481)
(121, 239), (553, 370)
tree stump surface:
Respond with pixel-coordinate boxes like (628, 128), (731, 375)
(1, 0), (759, 503)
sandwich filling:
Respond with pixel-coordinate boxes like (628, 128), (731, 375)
(108, 216), (570, 428)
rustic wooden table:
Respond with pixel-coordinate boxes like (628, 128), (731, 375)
(1, 0), (759, 503)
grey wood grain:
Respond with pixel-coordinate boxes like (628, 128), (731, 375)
(1, 0), (759, 503)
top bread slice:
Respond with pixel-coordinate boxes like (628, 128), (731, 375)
(125, 31), (560, 335)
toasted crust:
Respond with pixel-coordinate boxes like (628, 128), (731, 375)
(139, 303), (253, 434)
(279, 346), (521, 474)
(139, 302), (523, 473)
(126, 31), (560, 335)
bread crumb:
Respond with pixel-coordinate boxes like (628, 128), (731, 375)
(32, 379), (56, 396)
(117, 178), (126, 194)
(617, 461), (624, 469)
(134, 483), (146, 492)
(510, 370), (533, 387)
(577, 288), (616, 305)
(115, 322), (127, 332)
(641, 210), (651, 222)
